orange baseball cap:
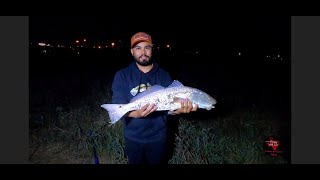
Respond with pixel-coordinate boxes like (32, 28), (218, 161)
(131, 32), (152, 48)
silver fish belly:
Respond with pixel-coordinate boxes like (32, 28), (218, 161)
(101, 80), (217, 124)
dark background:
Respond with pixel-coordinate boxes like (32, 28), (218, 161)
(1, 15), (320, 169)
(30, 16), (291, 121)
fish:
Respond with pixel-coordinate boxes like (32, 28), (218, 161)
(101, 80), (217, 124)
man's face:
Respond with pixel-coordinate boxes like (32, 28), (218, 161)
(131, 42), (153, 66)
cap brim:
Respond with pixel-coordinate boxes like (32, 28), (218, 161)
(131, 40), (153, 48)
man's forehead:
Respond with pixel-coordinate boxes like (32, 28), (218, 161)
(134, 42), (153, 47)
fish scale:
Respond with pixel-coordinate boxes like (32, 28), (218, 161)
(101, 80), (217, 124)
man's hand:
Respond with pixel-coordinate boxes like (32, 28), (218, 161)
(126, 103), (157, 118)
(169, 99), (198, 115)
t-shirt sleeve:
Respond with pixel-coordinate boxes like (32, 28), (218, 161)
(111, 71), (129, 104)
(164, 71), (173, 87)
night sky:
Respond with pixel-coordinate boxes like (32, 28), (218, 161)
(29, 16), (290, 50)
(30, 15), (291, 111)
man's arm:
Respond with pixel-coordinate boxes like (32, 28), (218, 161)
(111, 71), (128, 104)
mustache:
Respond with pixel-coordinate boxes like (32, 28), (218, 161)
(139, 54), (150, 58)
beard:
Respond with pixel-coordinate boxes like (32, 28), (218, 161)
(134, 55), (154, 66)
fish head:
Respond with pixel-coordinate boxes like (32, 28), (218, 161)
(191, 89), (217, 110)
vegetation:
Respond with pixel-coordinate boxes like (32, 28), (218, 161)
(29, 82), (289, 164)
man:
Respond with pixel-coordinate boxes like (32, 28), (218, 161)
(111, 32), (198, 164)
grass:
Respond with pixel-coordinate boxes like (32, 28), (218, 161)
(169, 108), (288, 164)
(29, 81), (289, 164)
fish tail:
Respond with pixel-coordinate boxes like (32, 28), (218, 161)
(101, 104), (130, 124)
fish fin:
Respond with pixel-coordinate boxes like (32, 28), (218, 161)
(206, 105), (215, 110)
(130, 85), (165, 102)
(167, 80), (184, 88)
(101, 104), (129, 124)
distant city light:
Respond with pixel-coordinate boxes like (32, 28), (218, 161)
(76, 40), (79, 43)
(83, 39), (86, 42)
(239, 52), (241, 56)
(166, 44), (170, 48)
(111, 42), (115, 47)
(38, 43), (46, 46)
